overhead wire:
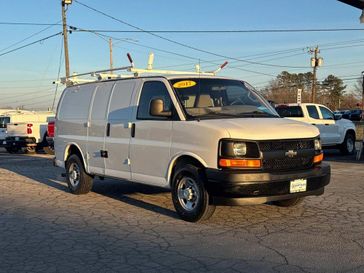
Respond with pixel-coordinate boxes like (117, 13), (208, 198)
(0, 20), (62, 53)
(0, 32), (62, 58)
(52, 36), (64, 110)
(73, 1), (309, 70)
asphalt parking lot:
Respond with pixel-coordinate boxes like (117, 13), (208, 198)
(0, 149), (363, 273)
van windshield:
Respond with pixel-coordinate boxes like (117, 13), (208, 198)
(170, 78), (279, 120)
(0, 117), (10, 128)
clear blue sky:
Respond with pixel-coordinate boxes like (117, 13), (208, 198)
(0, 0), (363, 109)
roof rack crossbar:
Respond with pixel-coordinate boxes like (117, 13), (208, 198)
(56, 53), (228, 86)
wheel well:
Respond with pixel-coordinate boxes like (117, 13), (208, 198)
(346, 129), (356, 139)
(169, 155), (205, 186)
(65, 144), (83, 163)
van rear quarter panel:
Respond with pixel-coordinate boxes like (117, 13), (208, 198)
(56, 84), (96, 164)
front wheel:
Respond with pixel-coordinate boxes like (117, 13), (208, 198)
(340, 132), (355, 155)
(171, 164), (215, 222)
(66, 154), (93, 194)
(272, 197), (303, 207)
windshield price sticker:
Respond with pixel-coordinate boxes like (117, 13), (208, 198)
(173, 80), (196, 89)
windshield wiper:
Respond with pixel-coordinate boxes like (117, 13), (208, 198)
(238, 111), (279, 118)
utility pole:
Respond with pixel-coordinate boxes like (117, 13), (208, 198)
(362, 71), (364, 111)
(109, 38), (113, 74)
(309, 46), (323, 103)
(61, 0), (72, 85)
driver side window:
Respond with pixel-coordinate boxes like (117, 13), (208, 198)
(137, 81), (172, 120)
(319, 106), (334, 120)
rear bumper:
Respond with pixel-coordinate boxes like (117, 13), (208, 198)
(205, 163), (331, 205)
(3, 137), (36, 148)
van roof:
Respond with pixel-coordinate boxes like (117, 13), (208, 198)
(66, 74), (240, 88)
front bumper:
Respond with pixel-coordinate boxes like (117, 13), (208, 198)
(205, 163), (331, 205)
(3, 137), (36, 148)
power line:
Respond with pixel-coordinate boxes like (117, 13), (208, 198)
(0, 20), (62, 53)
(70, 28), (364, 34)
(72, 1), (309, 70)
(1, 89), (54, 101)
(82, 30), (276, 77)
(2, 21), (364, 33)
(0, 22), (62, 26)
(52, 36), (64, 110)
(0, 32), (62, 58)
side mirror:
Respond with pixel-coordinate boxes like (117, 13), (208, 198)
(334, 114), (342, 120)
(150, 98), (172, 117)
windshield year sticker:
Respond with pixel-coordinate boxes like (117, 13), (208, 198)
(173, 80), (196, 89)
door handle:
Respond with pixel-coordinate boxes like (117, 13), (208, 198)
(131, 123), (136, 138)
(106, 123), (110, 137)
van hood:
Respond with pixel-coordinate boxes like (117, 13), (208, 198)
(200, 117), (319, 140)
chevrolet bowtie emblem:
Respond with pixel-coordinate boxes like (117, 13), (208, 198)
(285, 150), (298, 158)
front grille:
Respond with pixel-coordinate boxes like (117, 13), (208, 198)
(259, 139), (314, 152)
(258, 139), (314, 171)
(262, 157), (313, 171)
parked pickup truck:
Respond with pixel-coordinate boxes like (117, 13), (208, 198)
(4, 121), (52, 153)
(276, 103), (356, 155)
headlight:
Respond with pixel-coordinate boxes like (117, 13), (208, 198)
(233, 143), (247, 156)
(219, 140), (260, 159)
(314, 138), (321, 151)
(219, 140), (261, 168)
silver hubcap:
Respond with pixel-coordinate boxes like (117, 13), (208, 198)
(68, 163), (80, 187)
(347, 138), (354, 152)
(177, 177), (200, 211)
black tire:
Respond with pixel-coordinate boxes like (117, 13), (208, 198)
(340, 132), (355, 155)
(5, 147), (16, 153)
(65, 154), (93, 194)
(272, 197), (303, 207)
(171, 163), (215, 222)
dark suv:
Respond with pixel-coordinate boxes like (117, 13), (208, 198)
(350, 109), (363, 121)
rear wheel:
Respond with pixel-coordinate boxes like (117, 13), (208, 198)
(66, 154), (93, 194)
(272, 197), (303, 207)
(340, 132), (355, 155)
(5, 147), (17, 153)
(171, 163), (215, 222)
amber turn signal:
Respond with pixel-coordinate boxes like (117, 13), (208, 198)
(219, 158), (261, 168)
(313, 153), (324, 164)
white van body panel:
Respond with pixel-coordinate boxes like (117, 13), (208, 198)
(55, 76), (322, 189)
(203, 118), (320, 141)
(55, 84), (95, 169)
(104, 79), (139, 180)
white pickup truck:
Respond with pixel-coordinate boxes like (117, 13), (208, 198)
(1, 111), (55, 153)
(4, 122), (49, 153)
(276, 103), (356, 155)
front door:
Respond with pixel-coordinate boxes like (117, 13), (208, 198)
(129, 80), (174, 187)
(317, 106), (340, 145)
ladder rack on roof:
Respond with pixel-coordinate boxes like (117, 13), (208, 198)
(57, 53), (228, 86)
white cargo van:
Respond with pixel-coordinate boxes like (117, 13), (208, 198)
(55, 75), (330, 222)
